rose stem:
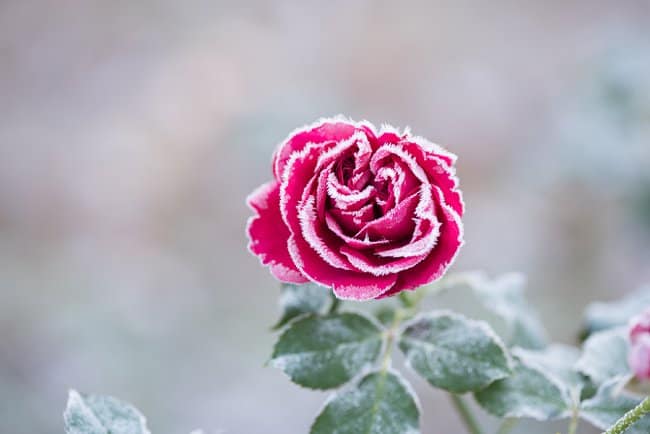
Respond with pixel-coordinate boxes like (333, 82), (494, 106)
(328, 296), (340, 314)
(380, 307), (404, 371)
(495, 418), (517, 434)
(567, 405), (579, 434)
(605, 396), (650, 434)
(449, 394), (483, 434)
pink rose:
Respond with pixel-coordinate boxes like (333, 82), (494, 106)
(246, 117), (464, 300)
(629, 309), (650, 380)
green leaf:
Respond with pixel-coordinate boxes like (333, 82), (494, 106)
(270, 312), (383, 389)
(273, 283), (333, 329)
(310, 370), (420, 434)
(398, 311), (512, 393)
(575, 327), (630, 384)
(472, 273), (547, 349)
(374, 305), (399, 327)
(474, 357), (572, 420)
(513, 345), (585, 402)
(582, 285), (650, 338)
(580, 376), (650, 434)
(64, 390), (150, 434)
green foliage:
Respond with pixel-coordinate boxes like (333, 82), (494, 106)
(575, 327), (630, 384)
(474, 357), (572, 420)
(581, 286), (650, 338)
(270, 312), (383, 389)
(63, 390), (150, 434)
(399, 311), (512, 393)
(513, 345), (585, 402)
(63, 275), (650, 434)
(471, 273), (547, 349)
(273, 282), (334, 329)
(581, 377), (650, 434)
(374, 305), (399, 327)
(310, 371), (420, 434)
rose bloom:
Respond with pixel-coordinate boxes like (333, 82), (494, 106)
(629, 308), (650, 380)
(246, 117), (464, 300)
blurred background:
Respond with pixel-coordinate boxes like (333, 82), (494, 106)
(1, 1), (650, 433)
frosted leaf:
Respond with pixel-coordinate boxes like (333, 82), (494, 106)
(64, 390), (150, 434)
(513, 345), (585, 402)
(575, 327), (630, 384)
(472, 273), (547, 349)
(581, 376), (650, 434)
(273, 282), (333, 329)
(582, 285), (650, 337)
(374, 305), (399, 327)
(398, 311), (512, 393)
(474, 357), (572, 420)
(311, 370), (420, 434)
(270, 313), (383, 389)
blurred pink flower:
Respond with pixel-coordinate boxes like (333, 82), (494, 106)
(246, 117), (464, 300)
(629, 308), (650, 380)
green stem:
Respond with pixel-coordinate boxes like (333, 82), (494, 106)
(328, 296), (340, 314)
(495, 418), (517, 434)
(380, 308), (404, 370)
(450, 394), (483, 434)
(567, 406), (579, 434)
(605, 397), (650, 434)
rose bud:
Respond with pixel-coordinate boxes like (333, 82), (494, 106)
(246, 117), (464, 300)
(629, 308), (650, 381)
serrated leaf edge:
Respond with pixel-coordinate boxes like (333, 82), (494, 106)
(574, 326), (630, 382)
(64, 389), (151, 434)
(309, 369), (421, 434)
(269, 311), (385, 390)
(399, 309), (515, 382)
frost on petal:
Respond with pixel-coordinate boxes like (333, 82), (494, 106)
(629, 335), (650, 381)
(401, 141), (464, 216)
(329, 204), (375, 235)
(325, 213), (391, 249)
(356, 192), (419, 241)
(402, 133), (458, 167)
(340, 245), (426, 276)
(273, 118), (374, 180)
(298, 196), (356, 271)
(381, 186), (464, 297)
(375, 184), (440, 258)
(288, 236), (397, 300)
(630, 308), (650, 344)
(247, 181), (307, 283)
(629, 309), (650, 381)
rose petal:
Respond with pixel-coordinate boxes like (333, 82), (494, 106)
(379, 130), (457, 167)
(401, 141), (464, 216)
(298, 196), (356, 271)
(370, 143), (429, 184)
(630, 335), (650, 380)
(273, 118), (377, 180)
(246, 181), (308, 283)
(340, 245), (425, 276)
(288, 235), (397, 300)
(327, 171), (375, 210)
(375, 185), (441, 258)
(357, 192), (419, 241)
(329, 204), (376, 235)
(630, 309), (650, 344)
(325, 213), (391, 249)
(380, 186), (464, 297)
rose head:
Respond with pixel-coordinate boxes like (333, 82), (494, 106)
(629, 308), (650, 380)
(247, 117), (464, 300)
